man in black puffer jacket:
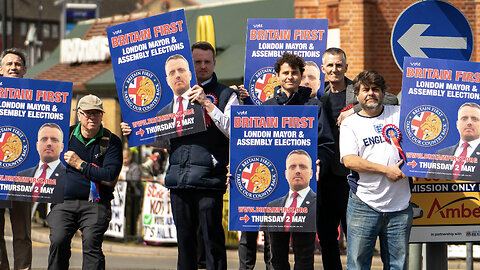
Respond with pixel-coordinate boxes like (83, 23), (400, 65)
(166, 42), (239, 270)
(121, 42), (239, 270)
(263, 52), (334, 270)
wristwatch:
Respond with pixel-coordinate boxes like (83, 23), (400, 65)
(79, 161), (88, 173)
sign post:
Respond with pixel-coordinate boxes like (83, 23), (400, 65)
(392, 2), (474, 269)
(391, 0), (473, 71)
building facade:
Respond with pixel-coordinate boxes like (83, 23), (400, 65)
(295, 0), (480, 95)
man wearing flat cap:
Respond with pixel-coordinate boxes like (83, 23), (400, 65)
(47, 94), (123, 270)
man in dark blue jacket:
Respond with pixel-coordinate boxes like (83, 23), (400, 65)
(47, 94), (122, 270)
(263, 52), (334, 270)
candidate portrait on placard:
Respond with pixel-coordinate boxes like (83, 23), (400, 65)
(260, 149), (316, 232)
(427, 102), (480, 181)
(9, 123), (66, 203)
(108, 10), (210, 147)
(155, 54), (205, 145)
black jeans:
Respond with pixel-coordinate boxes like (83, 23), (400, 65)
(47, 200), (111, 270)
(238, 231), (272, 270)
(317, 173), (349, 270)
(269, 232), (316, 270)
(170, 189), (227, 270)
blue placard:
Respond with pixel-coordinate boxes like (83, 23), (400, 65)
(391, 0), (473, 71)
(243, 19), (328, 104)
(0, 77), (72, 203)
(229, 105), (317, 232)
(107, 9), (205, 147)
(400, 57), (480, 181)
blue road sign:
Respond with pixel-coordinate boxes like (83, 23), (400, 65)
(391, 0), (473, 71)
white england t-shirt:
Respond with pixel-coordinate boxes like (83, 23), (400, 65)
(340, 105), (411, 212)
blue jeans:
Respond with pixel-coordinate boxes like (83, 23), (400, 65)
(346, 192), (412, 270)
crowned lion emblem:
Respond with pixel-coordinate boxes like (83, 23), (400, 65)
(137, 77), (155, 106)
(250, 164), (272, 193)
(420, 113), (442, 140)
(262, 76), (280, 101)
(1, 134), (22, 162)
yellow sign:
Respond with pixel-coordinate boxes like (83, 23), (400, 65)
(411, 177), (480, 226)
(223, 191), (239, 246)
(196, 15), (215, 50)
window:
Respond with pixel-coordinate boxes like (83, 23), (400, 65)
(0, 21), (12, 35)
(327, 4), (339, 28)
(51, 24), (59, 39)
(20, 22), (28, 36)
(43, 24), (50, 38)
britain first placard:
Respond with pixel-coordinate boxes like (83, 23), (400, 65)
(400, 57), (480, 181)
(108, 9), (205, 147)
(0, 77), (72, 203)
(243, 19), (328, 104)
(229, 105), (317, 232)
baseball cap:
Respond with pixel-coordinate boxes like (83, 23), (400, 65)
(77, 94), (104, 112)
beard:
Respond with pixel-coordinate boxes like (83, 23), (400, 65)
(362, 98), (382, 110)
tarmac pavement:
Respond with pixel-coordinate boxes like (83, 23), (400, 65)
(20, 218), (478, 269)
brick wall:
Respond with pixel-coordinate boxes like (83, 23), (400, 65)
(295, 0), (479, 96)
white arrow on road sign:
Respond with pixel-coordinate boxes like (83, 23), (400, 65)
(397, 24), (467, 58)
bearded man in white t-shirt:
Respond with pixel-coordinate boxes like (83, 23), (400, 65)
(339, 70), (412, 270)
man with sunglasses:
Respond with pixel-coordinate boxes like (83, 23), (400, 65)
(47, 94), (123, 270)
